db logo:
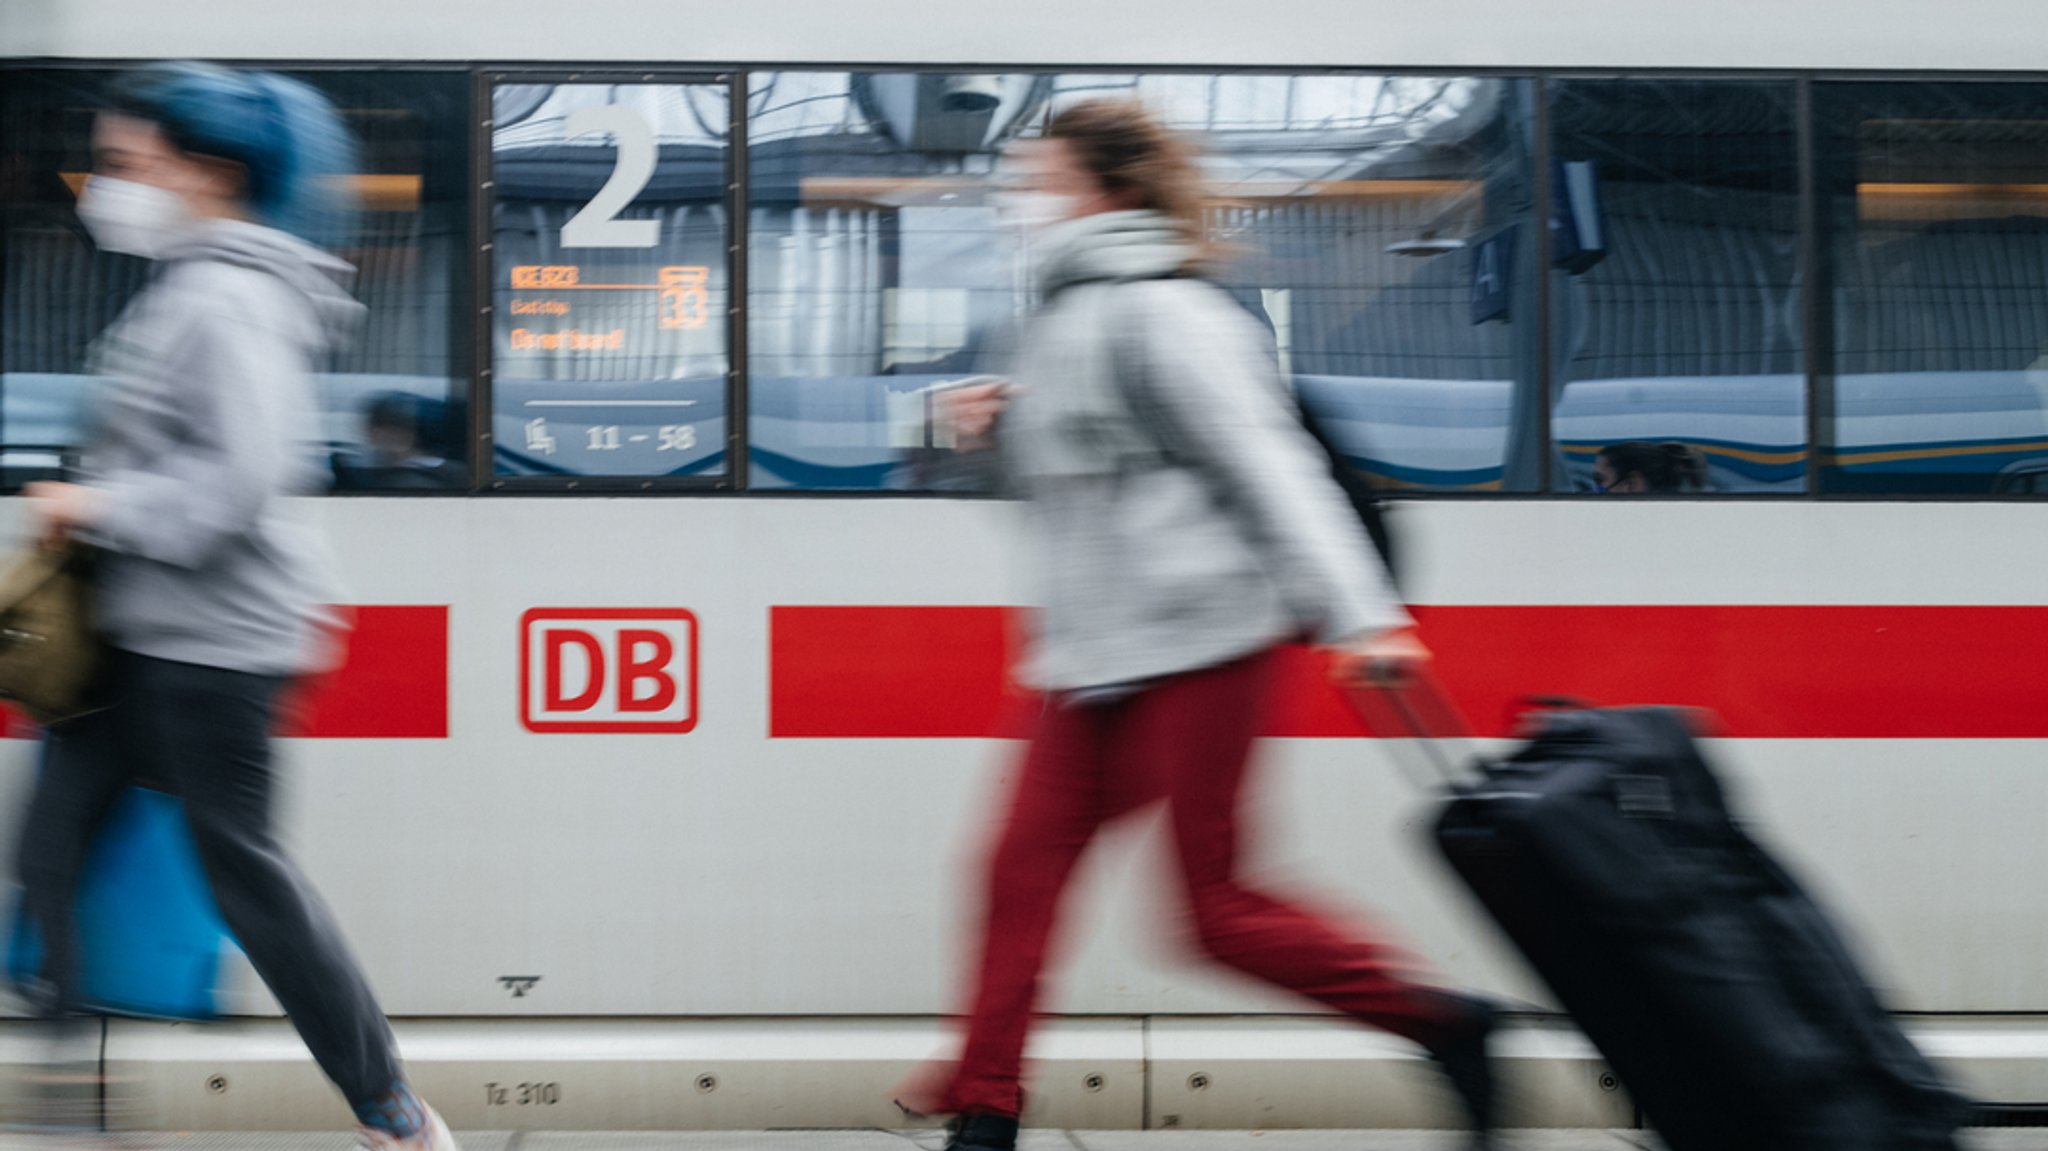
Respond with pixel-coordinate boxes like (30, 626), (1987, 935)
(521, 609), (698, 733)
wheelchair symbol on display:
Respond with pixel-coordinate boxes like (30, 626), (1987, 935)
(524, 418), (558, 457)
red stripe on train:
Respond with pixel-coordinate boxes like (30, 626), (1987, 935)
(769, 605), (2048, 739)
(287, 605), (450, 738)
(3, 605), (450, 740)
(768, 606), (1032, 738)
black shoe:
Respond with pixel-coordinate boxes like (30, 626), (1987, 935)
(1425, 996), (1499, 1150)
(944, 1113), (1020, 1151)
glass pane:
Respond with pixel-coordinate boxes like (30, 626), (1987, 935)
(1818, 82), (2048, 494)
(490, 82), (731, 479)
(746, 72), (1541, 492)
(1548, 80), (1805, 494)
(0, 69), (472, 492)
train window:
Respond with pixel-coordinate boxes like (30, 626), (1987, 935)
(488, 80), (733, 483)
(0, 69), (473, 493)
(1816, 82), (2048, 495)
(0, 69), (109, 485)
(1547, 79), (1805, 494)
(744, 71), (1028, 491)
(745, 72), (1541, 492)
(318, 73), (473, 493)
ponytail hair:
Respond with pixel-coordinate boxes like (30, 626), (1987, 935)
(1598, 440), (1709, 492)
(107, 61), (358, 244)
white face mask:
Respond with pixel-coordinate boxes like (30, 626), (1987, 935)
(75, 176), (192, 259)
(992, 190), (1082, 236)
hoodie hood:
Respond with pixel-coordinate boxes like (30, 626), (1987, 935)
(1035, 209), (1200, 298)
(158, 218), (364, 352)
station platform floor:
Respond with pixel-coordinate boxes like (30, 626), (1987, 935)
(0, 1131), (2038, 1151)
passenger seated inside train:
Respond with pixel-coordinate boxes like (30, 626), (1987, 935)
(1593, 440), (1708, 493)
(332, 392), (466, 490)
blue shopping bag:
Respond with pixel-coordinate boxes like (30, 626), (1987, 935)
(9, 786), (236, 1020)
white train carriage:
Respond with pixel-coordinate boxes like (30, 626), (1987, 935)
(4, 0), (2048, 1132)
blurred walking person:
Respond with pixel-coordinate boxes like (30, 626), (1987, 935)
(18, 61), (458, 1150)
(910, 101), (1499, 1151)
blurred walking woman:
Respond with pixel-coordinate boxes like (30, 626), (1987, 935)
(917, 101), (1499, 1151)
(20, 62), (456, 1150)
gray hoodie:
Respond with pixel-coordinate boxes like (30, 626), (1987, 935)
(79, 219), (357, 676)
(1002, 210), (1411, 691)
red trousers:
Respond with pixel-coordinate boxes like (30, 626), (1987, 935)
(936, 645), (1460, 1118)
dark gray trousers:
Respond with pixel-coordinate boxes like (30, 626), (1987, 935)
(16, 649), (402, 1108)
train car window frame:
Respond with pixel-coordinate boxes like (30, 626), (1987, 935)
(0, 62), (478, 496)
(1542, 76), (1809, 497)
(1810, 77), (2048, 499)
(9, 62), (2048, 500)
(0, 69), (14, 483)
(742, 66), (1550, 496)
(478, 69), (745, 493)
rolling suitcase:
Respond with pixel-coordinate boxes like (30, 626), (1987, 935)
(1352, 680), (1971, 1151)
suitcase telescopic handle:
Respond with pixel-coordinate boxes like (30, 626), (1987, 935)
(1345, 666), (1486, 791)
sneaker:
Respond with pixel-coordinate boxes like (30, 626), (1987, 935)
(1425, 996), (1499, 1150)
(943, 1113), (1019, 1151)
(358, 1105), (460, 1151)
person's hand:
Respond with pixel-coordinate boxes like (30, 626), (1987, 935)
(1326, 626), (1432, 686)
(24, 482), (106, 548)
(939, 381), (1011, 452)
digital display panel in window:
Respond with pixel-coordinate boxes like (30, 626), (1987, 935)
(490, 82), (731, 479)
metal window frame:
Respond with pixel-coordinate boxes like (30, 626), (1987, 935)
(0, 68), (13, 481)
(1536, 72), (1812, 499)
(1802, 74), (2048, 502)
(0, 61), (482, 497)
(478, 68), (741, 494)
(726, 70), (751, 490)
(1798, 76), (1826, 497)
(468, 68), (494, 496)
(733, 65), (1555, 499)
(1532, 74), (1555, 495)
(7, 61), (2048, 501)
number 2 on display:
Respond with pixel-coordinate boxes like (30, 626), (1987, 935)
(560, 104), (659, 250)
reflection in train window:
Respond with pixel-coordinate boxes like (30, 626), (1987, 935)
(488, 81), (732, 481)
(0, 69), (473, 492)
(1994, 460), (2048, 495)
(1546, 80), (1805, 494)
(744, 72), (1541, 492)
(1817, 82), (2048, 495)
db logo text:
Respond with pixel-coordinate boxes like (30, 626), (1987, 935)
(521, 609), (698, 733)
